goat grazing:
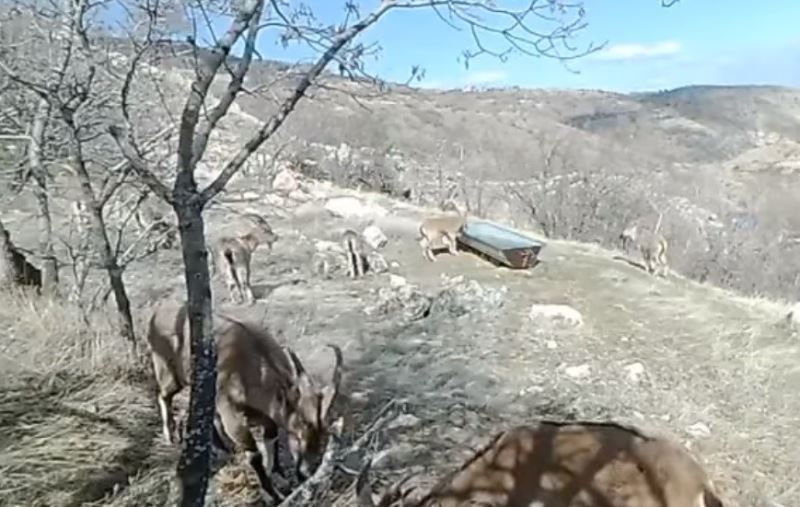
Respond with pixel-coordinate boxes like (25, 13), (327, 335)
(145, 299), (342, 502)
(210, 213), (279, 304)
(358, 420), (723, 507)
(342, 228), (367, 278)
(418, 200), (466, 262)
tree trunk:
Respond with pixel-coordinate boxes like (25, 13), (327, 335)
(29, 97), (59, 296)
(173, 196), (217, 507)
(67, 134), (137, 355)
(84, 200), (137, 354)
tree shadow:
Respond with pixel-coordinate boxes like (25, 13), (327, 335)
(251, 277), (306, 300)
(0, 369), (167, 506)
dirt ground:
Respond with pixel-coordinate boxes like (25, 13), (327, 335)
(0, 177), (797, 507)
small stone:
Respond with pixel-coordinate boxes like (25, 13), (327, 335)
(529, 303), (584, 328)
(272, 168), (300, 193)
(389, 274), (407, 288)
(386, 413), (421, 430)
(545, 340), (558, 349)
(324, 196), (388, 219)
(624, 362), (645, 383)
(288, 188), (310, 202)
(314, 239), (344, 253)
(368, 252), (389, 274)
(686, 422), (711, 438)
(564, 363), (590, 379)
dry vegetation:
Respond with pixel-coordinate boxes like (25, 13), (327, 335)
(2, 0), (800, 506)
(1, 179), (799, 506)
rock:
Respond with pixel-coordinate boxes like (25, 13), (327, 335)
(386, 413), (421, 430)
(367, 252), (389, 274)
(287, 188), (310, 202)
(314, 240), (344, 254)
(685, 422), (711, 438)
(372, 443), (422, 469)
(529, 303), (584, 328)
(545, 340), (558, 350)
(311, 251), (347, 279)
(389, 274), (407, 288)
(264, 194), (286, 207)
(564, 363), (590, 379)
(362, 224), (388, 250)
(336, 142), (352, 164)
(324, 196), (388, 219)
(624, 362), (645, 383)
(272, 168), (300, 193)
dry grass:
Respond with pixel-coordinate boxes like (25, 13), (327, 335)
(1, 185), (800, 507)
(0, 289), (166, 507)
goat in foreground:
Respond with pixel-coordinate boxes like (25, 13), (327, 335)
(145, 300), (342, 502)
(210, 213), (279, 304)
(418, 200), (466, 262)
(342, 228), (367, 278)
(358, 420), (724, 507)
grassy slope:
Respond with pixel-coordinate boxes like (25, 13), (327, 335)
(0, 176), (796, 506)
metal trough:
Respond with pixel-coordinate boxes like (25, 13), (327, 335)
(457, 220), (545, 269)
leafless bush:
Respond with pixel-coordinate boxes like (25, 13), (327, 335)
(506, 135), (647, 243)
(289, 146), (411, 200)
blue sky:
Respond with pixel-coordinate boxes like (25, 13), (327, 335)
(187, 1), (800, 92)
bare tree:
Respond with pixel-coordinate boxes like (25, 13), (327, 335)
(505, 133), (644, 243)
(0, 0), (176, 354)
(103, 1), (599, 503)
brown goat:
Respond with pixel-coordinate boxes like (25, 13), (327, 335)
(145, 299), (342, 502)
(210, 213), (279, 304)
(418, 200), (467, 262)
(620, 223), (669, 277)
(358, 420), (723, 507)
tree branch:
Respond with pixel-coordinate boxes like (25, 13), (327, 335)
(107, 124), (174, 204)
(176, 0), (264, 179)
(99, 125), (174, 205)
(189, 0), (264, 168)
(199, 0), (395, 203)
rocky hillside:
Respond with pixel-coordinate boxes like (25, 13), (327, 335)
(1, 171), (797, 507)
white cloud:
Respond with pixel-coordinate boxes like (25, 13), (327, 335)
(463, 70), (508, 85)
(593, 41), (682, 61)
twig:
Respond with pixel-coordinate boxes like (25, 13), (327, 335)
(276, 417), (344, 507)
(276, 400), (400, 506)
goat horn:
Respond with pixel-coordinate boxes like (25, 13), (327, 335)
(282, 346), (306, 379)
(326, 343), (343, 391)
